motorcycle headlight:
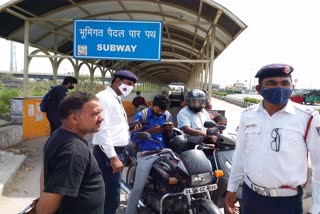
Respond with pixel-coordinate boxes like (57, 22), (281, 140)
(191, 172), (212, 187)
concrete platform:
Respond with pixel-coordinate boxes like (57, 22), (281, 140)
(0, 119), (10, 127)
(0, 151), (25, 195)
(0, 125), (23, 149)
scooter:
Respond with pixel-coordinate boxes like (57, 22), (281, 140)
(203, 121), (242, 214)
(122, 130), (222, 214)
(171, 121), (242, 214)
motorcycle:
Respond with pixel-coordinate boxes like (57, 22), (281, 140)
(169, 121), (242, 214)
(122, 130), (222, 214)
(202, 121), (242, 214)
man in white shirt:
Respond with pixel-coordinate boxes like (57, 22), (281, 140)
(225, 64), (320, 214)
(92, 70), (138, 214)
(177, 89), (217, 143)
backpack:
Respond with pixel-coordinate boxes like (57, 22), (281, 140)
(141, 108), (171, 122)
(40, 86), (56, 112)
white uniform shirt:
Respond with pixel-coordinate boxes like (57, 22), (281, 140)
(227, 100), (320, 213)
(92, 87), (130, 158)
(177, 106), (211, 131)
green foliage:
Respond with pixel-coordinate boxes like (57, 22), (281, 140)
(27, 76), (106, 96)
(76, 75), (105, 94)
(0, 73), (16, 82)
(27, 80), (54, 96)
(213, 91), (227, 96)
(0, 76), (107, 119)
(243, 97), (261, 104)
(0, 85), (18, 116)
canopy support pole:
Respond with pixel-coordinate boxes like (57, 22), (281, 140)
(23, 20), (30, 97)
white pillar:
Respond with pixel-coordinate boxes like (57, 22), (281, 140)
(52, 34), (58, 85)
(23, 20), (30, 97)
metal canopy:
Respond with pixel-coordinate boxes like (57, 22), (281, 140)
(0, 0), (246, 85)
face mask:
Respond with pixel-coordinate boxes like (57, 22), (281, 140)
(119, 82), (134, 96)
(260, 87), (292, 105)
(218, 125), (226, 131)
(68, 85), (74, 90)
(151, 109), (163, 117)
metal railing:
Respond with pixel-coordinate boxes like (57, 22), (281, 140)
(212, 94), (255, 108)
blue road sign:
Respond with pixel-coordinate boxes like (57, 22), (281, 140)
(73, 19), (162, 61)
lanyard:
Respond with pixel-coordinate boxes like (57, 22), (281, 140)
(115, 96), (127, 123)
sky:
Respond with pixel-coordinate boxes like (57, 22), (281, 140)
(0, 0), (319, 89)
(213, 0), (320, 89)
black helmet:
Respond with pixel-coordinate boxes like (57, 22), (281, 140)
(186, 89), (206, 113)
(168, 134), (192, 154)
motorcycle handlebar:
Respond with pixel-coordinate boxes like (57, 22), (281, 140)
(141, 148), (179, 161)
(195, 143), (216, 150)
(141, 149), (162, 157)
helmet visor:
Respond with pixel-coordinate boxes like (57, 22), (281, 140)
(187, 98), (205, 108)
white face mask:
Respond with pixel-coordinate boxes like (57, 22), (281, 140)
(119, 82), (134, 96)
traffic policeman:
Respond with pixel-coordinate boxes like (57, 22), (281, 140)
(225, 64), (320, 214)
(92, 70), (140, 214)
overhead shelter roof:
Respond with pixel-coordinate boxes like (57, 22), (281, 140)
(0, 0), (246, 85)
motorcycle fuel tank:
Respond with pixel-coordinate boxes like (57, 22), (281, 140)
(179, 149), (212, 175)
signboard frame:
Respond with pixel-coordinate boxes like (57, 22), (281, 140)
(73, 19), (163, 61)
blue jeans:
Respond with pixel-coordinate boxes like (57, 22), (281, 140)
(126, 152), (160, 214)
(93, 146), (125, 214)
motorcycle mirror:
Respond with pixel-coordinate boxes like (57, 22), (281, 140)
(204, 120), (217, 128)
(135, 131), (164, 149)
(134, 132), (152, 140)
(172, 127), (184, 135)
(207, 127), (219, 136)
(216, 133), (236, 147)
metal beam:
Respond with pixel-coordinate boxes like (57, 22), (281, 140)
(161, 59), (209, 63)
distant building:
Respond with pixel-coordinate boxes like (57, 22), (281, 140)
(232, 82), (244, 93)
(211, 83), (220, 91)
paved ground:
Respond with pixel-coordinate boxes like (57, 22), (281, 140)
(0, 97), (312, 213)
(0, 136), (46, 213)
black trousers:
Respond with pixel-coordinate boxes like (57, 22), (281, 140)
(46, 112), (61, 134)
(93, 145), (126, 214)
(242, 183), (303, 214)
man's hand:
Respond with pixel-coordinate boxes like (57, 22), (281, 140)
(129, 119), (147, 132)
(208, 135), (218, 143)
(224, 191), (237, 214)
(147, 125), (164, 134)
(132, 122), (143, 131)
(110, 156), (124, 173)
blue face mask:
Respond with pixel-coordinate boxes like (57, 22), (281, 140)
(260, 87), (292, 105)
(218, 125), (226, 131)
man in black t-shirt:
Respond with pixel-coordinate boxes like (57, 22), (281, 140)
(36, 91), (105, 214)
(46, 76), (78, 134)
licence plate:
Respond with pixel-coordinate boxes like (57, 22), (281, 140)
(183, 183), (218, 195)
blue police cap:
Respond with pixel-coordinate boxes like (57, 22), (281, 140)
(255, 64), (294, 79)
(113, 70), (138, 83)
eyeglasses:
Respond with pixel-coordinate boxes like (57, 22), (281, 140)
(271, 128), (281, 152)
